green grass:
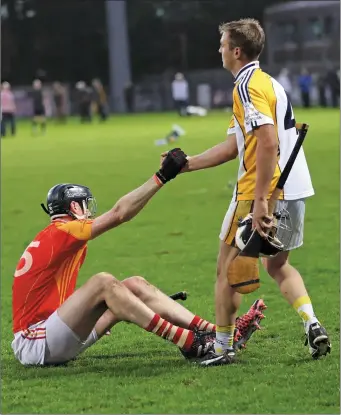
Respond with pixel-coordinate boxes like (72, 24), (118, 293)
(1, 110), (340, 414)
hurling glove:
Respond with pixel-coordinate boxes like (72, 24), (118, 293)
(155, 148), (188, 184)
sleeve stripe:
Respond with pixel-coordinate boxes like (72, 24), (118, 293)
(237, 69), (256, 106)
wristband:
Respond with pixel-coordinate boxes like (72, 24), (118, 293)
(153, 174), (164, 188)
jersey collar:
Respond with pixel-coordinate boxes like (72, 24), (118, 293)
(234, 61), (259, 83)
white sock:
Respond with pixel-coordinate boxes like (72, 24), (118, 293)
(297, 303), (319, 333)
(214, 325), (235, 355)
(293, 296), (319, 334)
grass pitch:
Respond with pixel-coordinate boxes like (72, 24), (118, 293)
(1, 109), (340, 414)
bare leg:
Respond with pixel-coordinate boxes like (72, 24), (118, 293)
(262, 251), (331, 359)
(262, 252), (308, 305)
(122, 276), (213, 329)
(210, 241), (242, 355)
(58, 273), (159, 340)
(93, 309), (120, 338)
(216, 241), (241, 326)
(262, 251), (318, 330)
(57, 272), (197, 351)
(89, 275), (215, 344)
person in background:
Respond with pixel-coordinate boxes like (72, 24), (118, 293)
(31, 79), (47, 135)
(124, 82), (135, 113)
(171, 73), (189, 116)
(298, 68), (312, 108)
(326, 66), (340, 108)
(277, 68), (293, 102)
(1, 82), (16, 137)
(76, 81), (92, 123)
(316, 73), (327, 108)
(53, 82), (67, 123)
(91, 78), (108, 121)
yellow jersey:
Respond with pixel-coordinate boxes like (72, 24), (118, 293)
(228, 61), (314, 201)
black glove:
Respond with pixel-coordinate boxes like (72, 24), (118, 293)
(155, 148), (188, 184)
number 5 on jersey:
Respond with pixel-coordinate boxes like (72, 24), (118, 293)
(14, 241), (40, 278)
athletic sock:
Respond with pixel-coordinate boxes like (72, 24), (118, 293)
(214, 324), (235, 355)
(145, 314), (194, 350)
(292, 295), (319, 333)
(188, 315), (216, 332)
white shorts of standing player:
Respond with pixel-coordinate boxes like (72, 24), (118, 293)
(219, 199), (306, 251)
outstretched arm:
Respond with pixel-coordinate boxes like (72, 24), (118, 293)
(91, 177), (161, 238)
(91, 148), (187, 239)
(160, 134), (238, 173)
(185, 134), (238, 172)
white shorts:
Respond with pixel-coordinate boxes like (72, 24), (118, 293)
(11, 311), (98, 366)
(219, 199), (305, 250)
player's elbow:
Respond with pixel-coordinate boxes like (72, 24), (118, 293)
(224, 146), (238, 161)
(223, 136), (238, 161)
(111, 204), (129, 224)
(220, 150), (237, 164)
(230, 147), (238, 160)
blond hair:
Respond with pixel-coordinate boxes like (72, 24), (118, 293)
(219, 18), (265, 60)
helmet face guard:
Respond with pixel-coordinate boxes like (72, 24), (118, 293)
(84, 197), (97, 219)
(41, 184), (97, 220)
(235, 209), (292, 258)
(70, 197), (97, 220)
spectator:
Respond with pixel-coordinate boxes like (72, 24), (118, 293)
(53, 82), (67, 123)
(31, 79), (47, 135)
(298, 68), (312, 108)
(124, 82), (135, 113)
(277, 68), (293, 102)
(92, 78), (108, 121)
(1, 82), (16, 137)
(326, 67), (340, 108)
(316, 73), (327, 107)
(171, 73), (189, 116)
(76, 81), (92, 123)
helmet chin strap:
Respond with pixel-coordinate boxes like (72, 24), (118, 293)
(41, 203), (50, 215)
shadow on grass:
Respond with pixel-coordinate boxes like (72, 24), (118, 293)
(4, 348), (254, 383)
(84, 350), (174, 360)
(5, 350), (192, 380)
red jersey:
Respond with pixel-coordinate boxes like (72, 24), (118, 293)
(12, 219), (93, 333)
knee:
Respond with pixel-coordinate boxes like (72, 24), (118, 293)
(91, 272), (120, 292)
(216, 265), (232, 294)
(121, 276), (147, 297)
(216, 260), (227, 282)
(216, 257), (233, 284)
